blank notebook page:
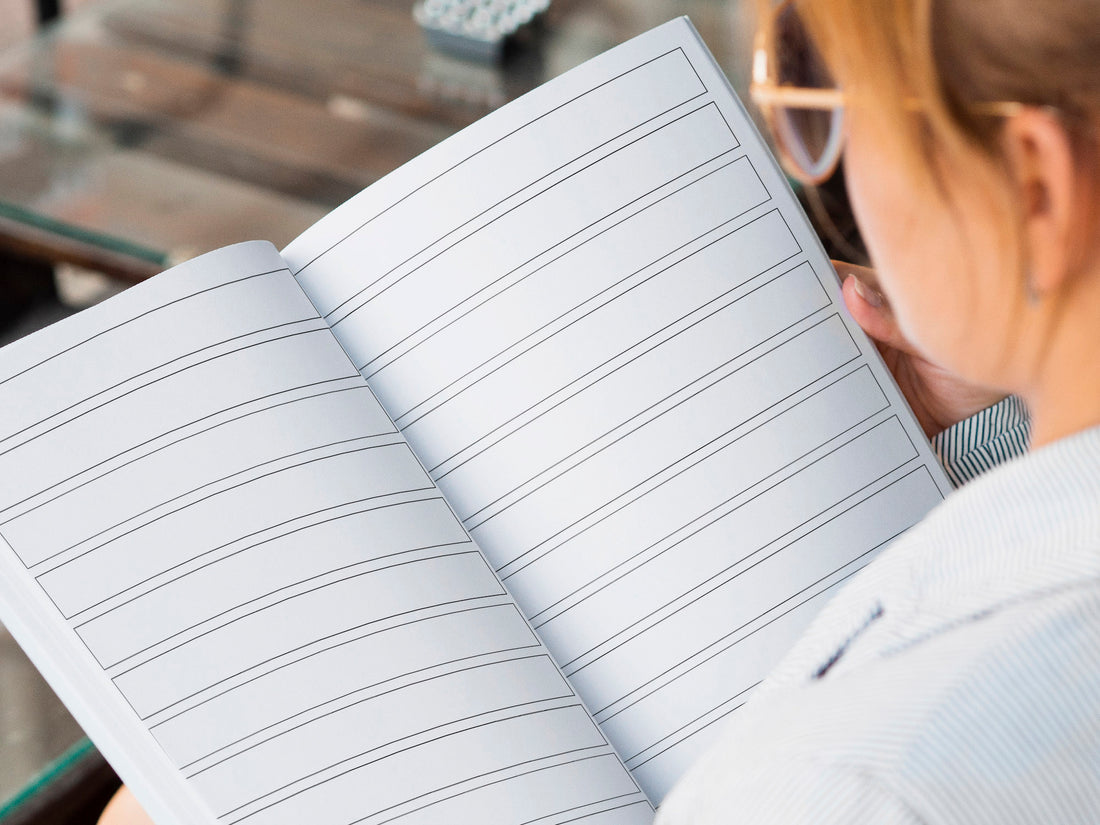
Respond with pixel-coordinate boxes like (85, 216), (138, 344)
(284, 18), (952, 802)
(0, 241), (649, 825)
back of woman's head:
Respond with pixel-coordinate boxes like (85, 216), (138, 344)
(766, 0), (1100, 311)
(768, 0), (1099, 179)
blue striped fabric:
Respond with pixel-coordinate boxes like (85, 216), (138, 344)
(931, 395), (1031, 487)
(657, 411), (1100, 824)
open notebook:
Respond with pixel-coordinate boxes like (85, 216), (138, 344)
(0, 18), (952, 825)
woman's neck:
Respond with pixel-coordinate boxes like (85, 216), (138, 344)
(1022, 272), (1100, 449)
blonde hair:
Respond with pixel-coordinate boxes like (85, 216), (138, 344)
(786, 0), (1100, 171)
(768, 0), (1100, 302)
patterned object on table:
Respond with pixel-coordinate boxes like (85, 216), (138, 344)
(413, 0), (550, 61)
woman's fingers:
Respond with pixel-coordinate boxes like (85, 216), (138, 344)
(842, 273), (900, 345)
(98, 787), (154, 825)
(833, 262), (916, 356)
(830, 262), (1005, 435)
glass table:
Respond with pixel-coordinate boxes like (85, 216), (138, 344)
(0, 0), (752, 818)
(0, 0), (752, 281)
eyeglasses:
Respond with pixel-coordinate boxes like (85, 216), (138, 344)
(750, 0), (845, 184)
(750, 0), (1023, 185)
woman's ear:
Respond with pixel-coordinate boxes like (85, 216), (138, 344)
(1000, 107), (1085, 299)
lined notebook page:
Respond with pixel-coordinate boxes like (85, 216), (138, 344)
(284, 19), (953, 802)
(0, 241), (649, 825)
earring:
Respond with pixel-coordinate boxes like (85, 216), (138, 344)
(1025, 269), (1040, 306)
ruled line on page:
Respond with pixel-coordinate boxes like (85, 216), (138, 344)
(275, 759), (641, 825)
(369, 153), (767, 395)
(441, 261), (829, 505)
(0, 267), (289, 397)
(0, 385), (384, 528)
(0, 267), (315, 457)
(109, 550), (501, 686)
(1, 326), (332, 460)
(524, 396), (894, 628)
(465, 316), (860, 567)
(222, 705), (610, 825)
(40, 483), (442, 624)
(519, 797), (651, 825)
(536, 799), (656, 825)
(400, 197), (792, 461)
(412, 208), (808, 479)
(292, 47), (708, 288)
(120, 591), (508, 723)
(196, 655), (575, 815)
(182, 650), (558, 775)
(35, 443), (435, 619)
(148, 603), (541, 767)
(222, 743), (607, 824)
(586, 554), (874, 712)
(584, 469), (942, 729)
(381, 156), (770, 424)
(351, 102), (739, 368)
(0, 317), (321, 451)
(502, 363), (885, 591)
(340, 103), (741, 379)
(622, 680), (760, 764)
(0, 378), (367, 526)
(626, 697), (749, 769)
(556, 430), (917, 672)
(0, 331), (367, 563)
(551, 425), (924, 686)
(371, 758), (643, 825)
(74, 498), (467, 668)
(11, 432), (400, 573)
(83, 537), (472, 672)
(459, 308), (840, 532)
(33, 438), (415, 576)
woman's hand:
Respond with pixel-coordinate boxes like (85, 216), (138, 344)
(833, 261), (1006, 438)
(98, 786), (153, 825)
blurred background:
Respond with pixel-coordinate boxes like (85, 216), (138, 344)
(0, 1), (861, 821)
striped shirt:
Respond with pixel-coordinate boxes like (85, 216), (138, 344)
(656, 398), (1100, 824)
(930, 394), (1032, 487)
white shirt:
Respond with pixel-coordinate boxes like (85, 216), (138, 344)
(657, 403), (1100, 824)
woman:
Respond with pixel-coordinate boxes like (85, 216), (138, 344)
(656, 0), (1100, 821)
(101, 0), (1099, 821)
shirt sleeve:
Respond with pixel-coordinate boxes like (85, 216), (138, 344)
(930, 395), (1030, 488)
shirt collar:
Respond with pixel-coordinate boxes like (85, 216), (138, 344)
(871, 422), (1100, 649)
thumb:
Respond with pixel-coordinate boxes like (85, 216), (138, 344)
(835, 266), (915, 355)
